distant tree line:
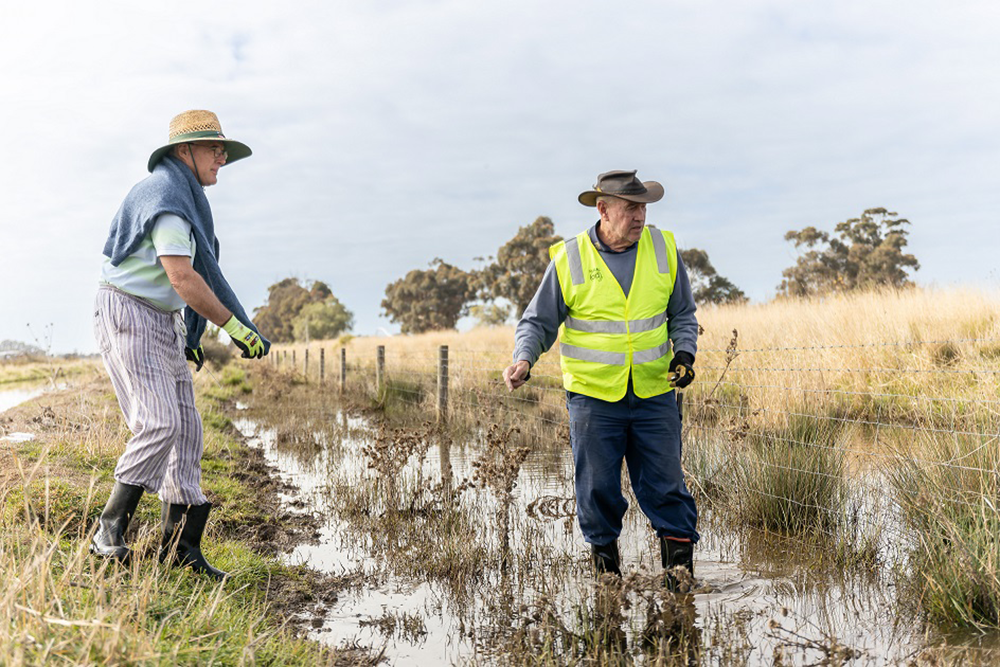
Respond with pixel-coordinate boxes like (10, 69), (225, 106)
(379, 216), (750, 334)
(255, 206), (920, 339)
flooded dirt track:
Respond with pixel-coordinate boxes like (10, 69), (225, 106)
(225, 400), (1000, 666)
(0, 381), (61, 443)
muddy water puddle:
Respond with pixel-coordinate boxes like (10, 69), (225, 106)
(233, 408), (992, 665)
(0, 384), (46, 414)
(0, 381), (57, 442)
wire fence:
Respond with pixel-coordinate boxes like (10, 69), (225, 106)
(265, 335), (1000, 557)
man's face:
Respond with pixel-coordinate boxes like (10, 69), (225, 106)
(599, 197), (647, 247)
(185, 141), (228, 186)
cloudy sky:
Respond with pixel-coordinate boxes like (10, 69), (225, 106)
(2, 1), (997, 353)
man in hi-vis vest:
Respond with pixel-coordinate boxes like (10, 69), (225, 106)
(503, 170), (699, 584)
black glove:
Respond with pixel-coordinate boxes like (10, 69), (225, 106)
(185, 345), (205, 372)
(668, 351), (695, 389)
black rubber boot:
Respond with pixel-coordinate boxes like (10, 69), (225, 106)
(90, 481), (144, 562)
(591, 540), (622, 577)
(159, 502), (228, 581)
(660, 537), (694, 591)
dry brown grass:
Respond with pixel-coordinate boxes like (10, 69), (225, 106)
(270, 286), (1000, 440)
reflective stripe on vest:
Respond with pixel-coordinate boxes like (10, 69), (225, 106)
(564, 311), (667, 335)
(559, 342), (628, 366)
(633, 341), (672, 364)
(549, 225), (678, 402)
(564, 224), (671, 282)
(564, 236), (586, 286)
(649, 226), (671, 273)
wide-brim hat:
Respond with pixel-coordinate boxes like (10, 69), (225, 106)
(578, 169), (664, 207)
(147, 109), (252, 172)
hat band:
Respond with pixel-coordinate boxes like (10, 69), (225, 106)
(594, 184), (647, 196)
(171, 130), (226, 142)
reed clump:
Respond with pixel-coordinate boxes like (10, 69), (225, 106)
(885, 431), (1000, 629)
(728, 416), (849, 534)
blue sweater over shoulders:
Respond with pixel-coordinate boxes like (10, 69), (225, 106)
(103, 156), (269, 353)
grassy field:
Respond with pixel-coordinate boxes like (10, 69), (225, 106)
(3, 285), (999, 664)
(0, 359), (370, 665)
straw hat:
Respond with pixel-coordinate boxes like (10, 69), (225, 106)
(578, 170), (664, 207)
(147, 110), (252, 172)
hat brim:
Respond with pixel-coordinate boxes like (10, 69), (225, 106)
(578, 181), (664, 207)
(147, 138), (252, 173)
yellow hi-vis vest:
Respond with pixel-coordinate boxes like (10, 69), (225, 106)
(549, 225), (678, 402)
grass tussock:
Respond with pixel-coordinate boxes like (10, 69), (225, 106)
(727, 416), (849, 534)
(885, 432), (1000, 629)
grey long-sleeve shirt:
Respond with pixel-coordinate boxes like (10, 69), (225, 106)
(513, 222), (699, 367)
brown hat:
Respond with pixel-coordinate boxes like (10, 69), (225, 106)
(147, 110), (252, 172)
(578, 170), (664, 207)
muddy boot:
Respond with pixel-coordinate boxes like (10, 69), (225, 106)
(90, 481), (144, 563)
(591, 540), (622, 578)
(159, 502), (228, 581)
(660, 537), (694, 592)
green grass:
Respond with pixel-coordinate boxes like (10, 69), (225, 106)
(0, 366), (352, 664)
(885, 433), (1000, 629)
(728, 416), (849, 534)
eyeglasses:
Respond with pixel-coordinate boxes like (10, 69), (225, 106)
(189, 143), (228, 160)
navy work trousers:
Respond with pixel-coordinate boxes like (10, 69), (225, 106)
(567, 384), (699, 547)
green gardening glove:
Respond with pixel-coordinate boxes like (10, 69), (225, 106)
(185, 345), (205, 371)
(222, 316), (265, 359)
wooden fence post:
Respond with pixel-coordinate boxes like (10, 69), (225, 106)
(319, 348), (325, 384)
(376, 345), (385, 398)
(437, 345), (449, 423)
(304, 348), (310, 380)
(340, 348), (347, 393)
(292, 349), (296, 368)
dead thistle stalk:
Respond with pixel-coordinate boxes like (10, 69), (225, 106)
(471, 424), (530, 569)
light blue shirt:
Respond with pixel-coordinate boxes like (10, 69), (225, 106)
(100, 213), (196, 312)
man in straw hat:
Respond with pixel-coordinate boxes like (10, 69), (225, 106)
(92, 110), (270, 580)
(503, 170), (699, 586)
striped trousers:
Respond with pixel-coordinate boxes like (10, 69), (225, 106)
(93, 286), (208, 505)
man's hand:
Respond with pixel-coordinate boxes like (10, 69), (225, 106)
(185, 345), (205, 371)
(503, 360), (531, 391)
(668, 351), (695, 389)
(222, 316), (265, 359)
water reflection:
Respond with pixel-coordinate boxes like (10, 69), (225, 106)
(233, 406), (993, 665)
(0, 385), (45, 414)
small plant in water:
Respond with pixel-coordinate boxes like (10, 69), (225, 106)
(361, 421), (432, 512)
(471, 424), (530, 569)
